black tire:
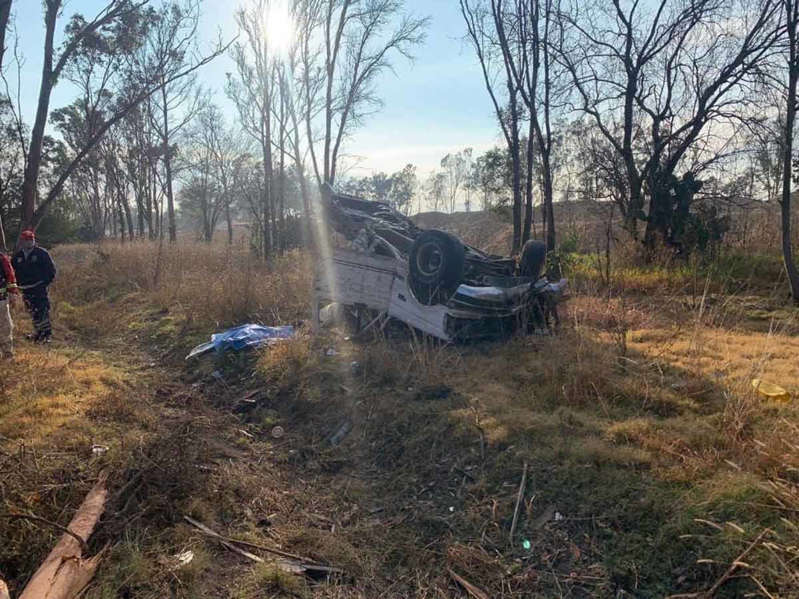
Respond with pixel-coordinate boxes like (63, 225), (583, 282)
(409, 230), (465, 305)
(519, 240), (547, 280)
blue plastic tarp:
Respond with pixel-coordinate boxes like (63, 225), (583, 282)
(186, 324), (295, 359)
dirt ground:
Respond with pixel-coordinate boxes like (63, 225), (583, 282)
(1, 243), (798, 598)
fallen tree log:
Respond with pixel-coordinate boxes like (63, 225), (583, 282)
(18, 473), (108, 599)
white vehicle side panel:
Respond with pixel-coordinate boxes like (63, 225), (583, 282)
(314, 249), (397, 312)
(387, 272), (450, 341)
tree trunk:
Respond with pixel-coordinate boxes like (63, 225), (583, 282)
(509, 92), (522, 254)
(263, 95), (274, 259)
(0, 0), (13, 73)
(225, 201), (233, 244)
(278, 87), (286, 253)
(541, 148), (555, 252)
(20, 3), (57, 234)
(136, 190), (145, 238)
(160, 85), (177, 243)
(522, 123), (534, 244)
(782, 0), (799, 302)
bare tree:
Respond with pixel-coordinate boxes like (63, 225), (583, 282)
(441, 148), (472, 213)
(520, 0), (560, 250)
(137, 0), (207, 242)
(482, 0), (564, 250)
(558, 0), (783, 250)
(227, 0), (281, 258)
(16, 0), (228, 234)
(461, 0), (525, 252)
(297, 0), (427, 187)
(204, 105), (241, 245)
(19, 0), (145, 234)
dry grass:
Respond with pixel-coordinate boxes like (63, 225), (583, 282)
(56, 241), (311, 329)
(1, 238), (798, 598)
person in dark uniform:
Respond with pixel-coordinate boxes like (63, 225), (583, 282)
(13, 230), (56, 343)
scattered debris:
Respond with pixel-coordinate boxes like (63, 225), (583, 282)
(448, 568), (490, 599)
(325, 347), (338, 357)
(327, 419), (353, 446)
(18, 473), (108, 599)
(186, 324), (295, 359)
(350, 360), (360, 374)
(183, 516), (342, 578)
(167, 550), (194, 570)
(271, 426), (285, 439)
(554, 511), (564, 521)
(91, 444), (108, 455)
(751, 378), (790, 402)
(522, 539), (531, 550)
(234, 390), (263, 413)
(509, 462), (528, 544)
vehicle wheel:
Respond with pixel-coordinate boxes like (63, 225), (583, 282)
(409, 230), (465, 305)
(519, 240), (547, 280)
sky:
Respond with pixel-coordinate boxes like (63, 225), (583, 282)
(10, 0), (503, 179)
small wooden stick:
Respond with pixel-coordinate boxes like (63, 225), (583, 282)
(509, 461), (528, 544)
(448, 568), (490, 599)
(1, 512), (90, 554)
(183, 515), (343, 574)
(704, 529), (769, 597)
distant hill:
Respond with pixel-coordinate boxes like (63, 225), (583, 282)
(411, 200), (614, 254)
(413, 209), (513, 254)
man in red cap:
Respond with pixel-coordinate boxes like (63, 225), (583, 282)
(0, 246), (20, 358)
(13, 229), (56, 343)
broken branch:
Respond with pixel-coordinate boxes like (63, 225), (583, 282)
(183, 515), (343, 576)
(704, 529), (769, 597)
(509, 461), (528, 544)
(1, 512), (90, 554)
(448, 568), (490, 599)
(18, 473), (108, 599)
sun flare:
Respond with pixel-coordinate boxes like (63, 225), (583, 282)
(264, 0), (294, 54)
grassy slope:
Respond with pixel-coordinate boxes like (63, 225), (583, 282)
(0, 241), (797, 598)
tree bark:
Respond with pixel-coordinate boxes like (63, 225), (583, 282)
(509, 89), (522, 254)
(0, 0), (13, 73)
(160, 84), (177, 242)
(18, 475), (108, 599)
(523, 122), (534, 244)
(542, 154), (555, 251)
(20, 2), (58, 233)
(782, 0), (799, 302)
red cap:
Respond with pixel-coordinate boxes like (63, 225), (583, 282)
(20, 229), (35, 240)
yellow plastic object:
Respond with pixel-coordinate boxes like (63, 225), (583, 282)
(752, 379), (791, 402)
